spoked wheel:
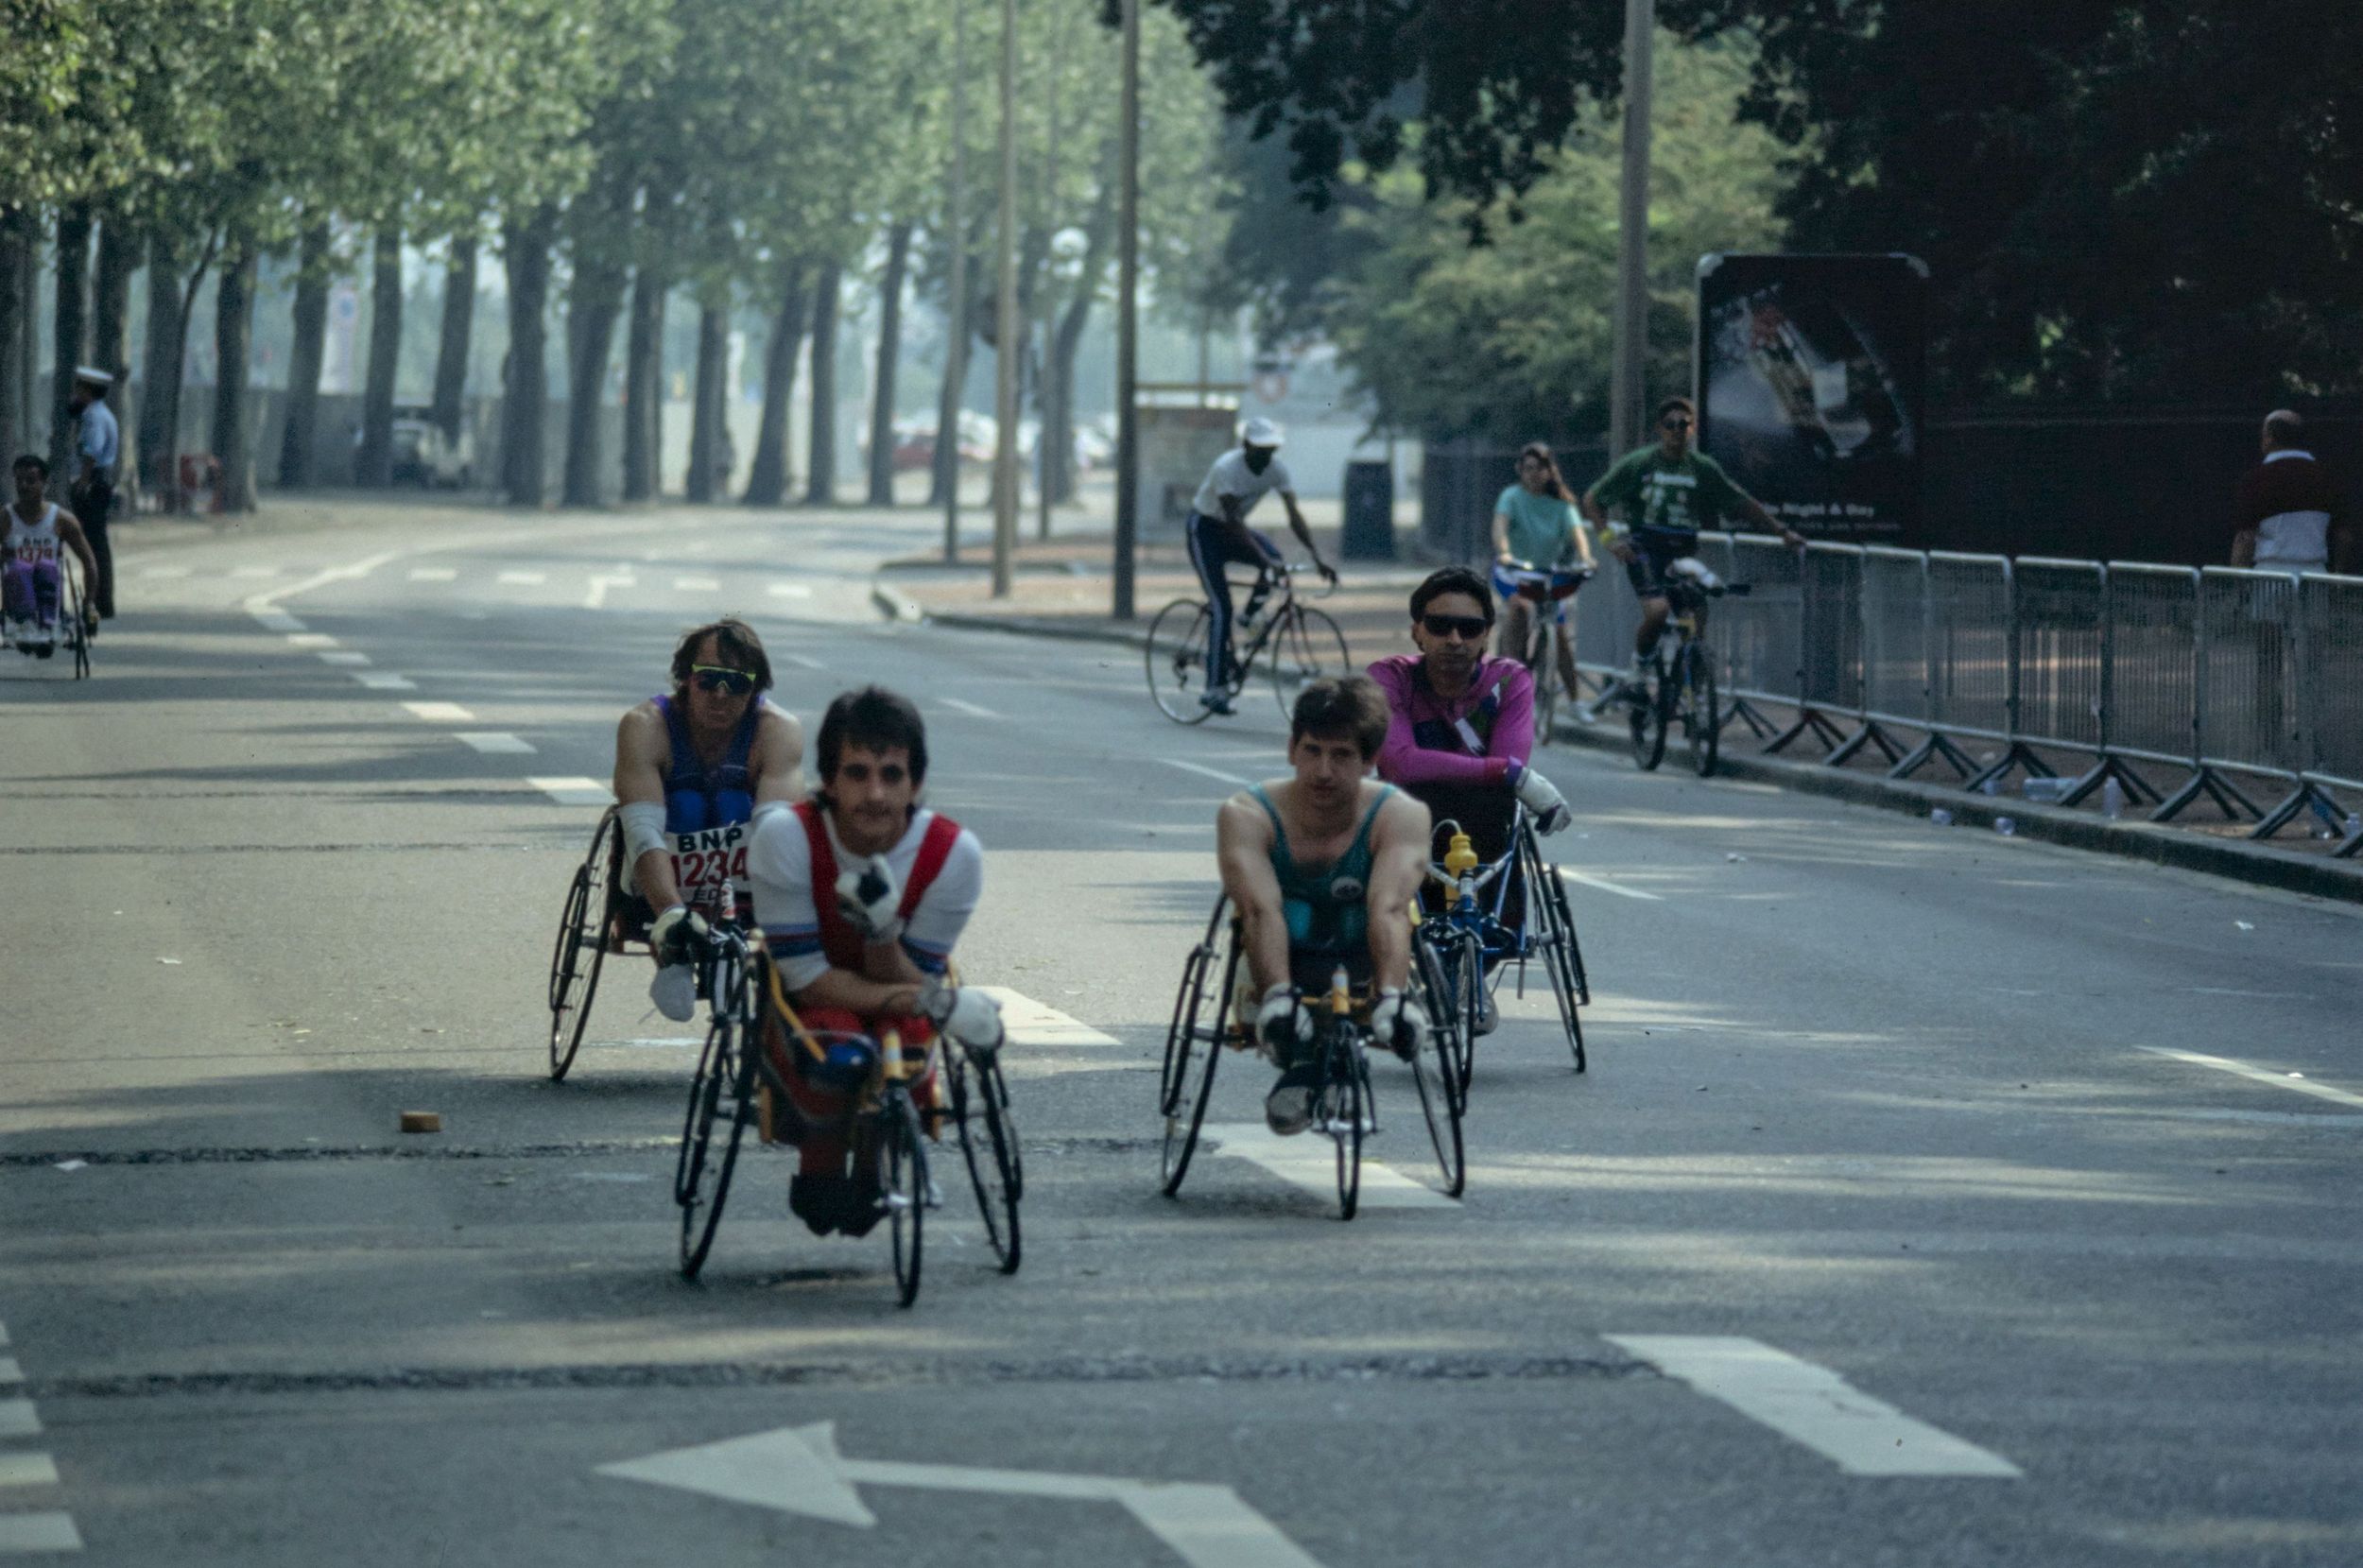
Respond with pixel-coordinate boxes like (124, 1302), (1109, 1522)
(1630, 660), (1669, 770)
(1527, 621), (1558, 747)
(883, 1095), (928, 1308)
(1684, 645), (1720, 777)
(64, 580), (91, 681)
(1159, 904), (1239, 1196)
(1147, 598), (1223, 723)
(1316, 1032), (1368, 1221)
(1422, 927), (1482, 1111)
(950, 1046), (1022, 1274)
(1408, 959), (1465, 1198)
(1269, 605), (1352, 720)
(1521, 836), (1589, 1072)
(546, 812), (618, 1080)
(676, 1014), (758, 1279)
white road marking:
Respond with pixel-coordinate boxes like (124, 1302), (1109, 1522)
(532, 776), (615, 806)
(0, 1357), (18, 1386)
(456, 732), (536, 755)
(137, 564), (191, 579)
(0, 1400), (37, 1438)
(1202, 1124), (1455, 1208)
(285, 633), (338, 648)
(319, 651), (371, 666)
(2138, 1047), (2363, 1111)
(585, 569), (637, 610)
(600, 1422), (1322, 1568)
(768, 582), (813, 598)
(1556, 869), (1662, 902)
(780, 652), (825, 670)
(1605, 1335), (2022, 1478)
(401, 700), (475, 722)
(616, 1037), (702, 1050)
(407, 566), (458, 582)
(0, 1321), (9, 1345)
(230, 564), (282, 578)
(1161, 758), (1254, 788)
(250, 609), (305, 633)
(938, 697), (999, 719)
(245, 550), (396, 616)
(971, 989), (1118, 1046)
(0, 1452), (58, 1489)
(353, 671), (417, 690)
(672, 575), (721, 592)
(0, 1512), (80, 1553)
(497, 570), (547, 586)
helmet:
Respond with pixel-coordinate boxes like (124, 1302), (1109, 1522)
(1240, 416), (1285, 450)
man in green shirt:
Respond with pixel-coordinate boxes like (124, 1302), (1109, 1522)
(1579, 397), (1804, 688)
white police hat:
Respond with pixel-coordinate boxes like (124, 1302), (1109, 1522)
(73, 366), (112, 388)
(1241, 416), (1285, 448)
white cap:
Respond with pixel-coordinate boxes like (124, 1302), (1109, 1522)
(1240, 416), (1285, 449)
(73, 366), (112, 388)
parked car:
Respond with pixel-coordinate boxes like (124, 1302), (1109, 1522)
(354, 405), (474, 489)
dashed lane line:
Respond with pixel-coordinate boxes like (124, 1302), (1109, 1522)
(584, 568), (637, 610)
(1202, 1124), (1456, 1209)
(768, 582), (813, 599)
(353, 671), (417, 691)
(531, 776), (615, 807)
(497, 570), (547, 586)
(672, 575), (721, 593)
(285, 633), (337, 648)
(407, 567), (458, 582)
(0, 1453), (59, 1490)
(1161, 758), (1254, 789)
(457, 732), (536, 755)
(1556, 869), (1663, 903)
(2138, 1046), (2363, 1111)
(938, 697), (1000, 719)
(319, 651), (371, 666)
(402, 701), (475, 723)
(1605, 1335), (2022, 1478)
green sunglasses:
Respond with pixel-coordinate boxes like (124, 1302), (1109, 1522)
(689, 664), (757, 696)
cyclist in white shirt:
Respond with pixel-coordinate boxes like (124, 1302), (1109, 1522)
(1183, 418), (1337, 715)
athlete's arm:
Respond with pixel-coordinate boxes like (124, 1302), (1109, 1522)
(1367, 660), (1518, 788)
(1216, 793), (1291, 996)
(1363, 791), (1430, 994)
(750, 706), (805, 807)
(1279, 486), (1336, 585)
(612, 706), (682, 910)
(1492, 508), (1517, 565)
(53, 511), (98, 588)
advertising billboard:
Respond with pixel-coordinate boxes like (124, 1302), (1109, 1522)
(1695, 252), (1927, 541)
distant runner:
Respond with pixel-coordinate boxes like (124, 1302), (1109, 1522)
(3, 455), (100, 659)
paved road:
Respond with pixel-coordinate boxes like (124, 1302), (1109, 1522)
(2, 498), (2358, 1565)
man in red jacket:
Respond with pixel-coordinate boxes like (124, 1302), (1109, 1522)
(2232, 410), (2353, 575)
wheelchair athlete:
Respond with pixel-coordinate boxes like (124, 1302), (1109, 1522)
(748, 686), (1004, 1237)
(1216, 678), (1433, 1135)
(612, 618), (804, 1022)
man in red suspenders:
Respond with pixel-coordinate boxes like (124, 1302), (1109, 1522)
(749, 686), (1003, 1236)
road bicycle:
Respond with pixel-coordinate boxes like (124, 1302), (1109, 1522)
(1497, 562), (1591, 746)
(1146, 561), (1349, 724)
(1624, 562), (1746, 776)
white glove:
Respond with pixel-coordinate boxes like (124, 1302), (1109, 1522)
(648, 903), (710, 965)
(921, 978), (1005, 1053)
(1513, 763), (1571, 836)
(1255, 983), (1313, 1059)
(834, 853), (904, 943)
(1370, 988), (1429, 1061)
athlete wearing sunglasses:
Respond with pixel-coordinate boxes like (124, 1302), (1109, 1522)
(612, 617), (806, 1021)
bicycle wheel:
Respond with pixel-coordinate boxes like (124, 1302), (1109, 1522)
(1317, 1033), (1366, 1221)
(1438, 928), (1482, 1106)
(1268, 604), (1351, 720)
(1685, 644), (1720, 777)
(1406, 977), (1466, 1198)
(951, 1047), (1022, 1273)
(1160, 905), (1238, 1197)
(1520, 839), (1588, 1073)
(676, 1015), (757, 1279)
(546, 813), (617, 1080)
(1629, 660), (1668, 770)
(883, 1095), (928, 1308)
(64, 577), (90, 681)
(1146, 598), (1220, 724)
(1522, 831), (1591, 1007)
(1528, 619), (1558, 747)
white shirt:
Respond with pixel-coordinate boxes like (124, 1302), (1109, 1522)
(2254, 448), (2332, 567)
(750, 805), (984, 990)
(4, 504), (60, 567)
(1191, 448), (1296, 522)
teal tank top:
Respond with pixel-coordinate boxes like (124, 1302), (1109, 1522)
(1250, 784), (1395, 958)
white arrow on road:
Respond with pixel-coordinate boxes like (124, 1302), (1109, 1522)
(598, 1422), (1323, 1567)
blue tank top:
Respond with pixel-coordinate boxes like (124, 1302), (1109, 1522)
(1250, 784), (1395, 958)
(654, 693), (763, 835)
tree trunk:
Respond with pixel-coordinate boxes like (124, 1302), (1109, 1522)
(686, 303), (727, 504)
(930, 239), (974, 509)
(803, 262), (840, 504)
(211, 241), (259, 512)
(866, 220), (914, 506)
(1044, 147), (1120, 520)
(621, 266), (664, 502)
(500, 207), (554, 506)
(49, 203), (93, 474)
(139, 232), (192, 503)
(0, 209), (27, 457)
(431, 233), (474, 445)
(92, 212), (138, 503)
(356, 228), (403, 488)
(278, 222), (331, 488)
(561, 253), (627, 507)
(744, 262), (809, 507)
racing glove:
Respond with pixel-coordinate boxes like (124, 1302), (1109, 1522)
(920, 977), (1005, 1053)
(1256, 983), (1313, 1060)
(1510, 762), (1572, 836)
(1369, 988), (1429, 1062)
(648, 903), (711, 966)
(834, 853), (905, 943)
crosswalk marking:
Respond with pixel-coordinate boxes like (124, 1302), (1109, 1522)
(1605, 1335), (2021, 1477)
(353, 671), (416, 690)
(970, 989), (1118, 1046)
(1202, 1124), (1455, 1208)
(531, 776), (614, 806)
(497, 570), (547, 586)
(0, 1357), (18, 1386)
(0, 1452), (58, 1490)
(286, 633), (337, 648)
(0, 1513), (82, 1554)
(457, 732), (536, 755)
(401, 700), (474, 722)
(0, 1400), (38, 1438)
(672, 575), (721, 593)
(768, 582), (813, 599)
(250, 609), (305, 633)
(1557, 869), (1662, 902)
(407, 566), (458, 582)
(319, 651), (371, 666)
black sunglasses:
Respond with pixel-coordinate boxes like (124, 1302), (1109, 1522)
(1421, 613), (1491, 641)
(1661, 416), (1693, 431)
(689, 664), (756, 696)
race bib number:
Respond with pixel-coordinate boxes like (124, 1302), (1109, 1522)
(669, 823), (750, 912)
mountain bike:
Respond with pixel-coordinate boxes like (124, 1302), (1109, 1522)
(1627, 563), (1745, 777)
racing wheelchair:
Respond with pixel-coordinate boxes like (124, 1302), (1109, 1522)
(544, 807), (640, 1080)
(1, 554), (93, 680)
(1414, 804), (1590, 1104)
(673, 934), (1022, 1305)
(1157, 894), (1464, 1216)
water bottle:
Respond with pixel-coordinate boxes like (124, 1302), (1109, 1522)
(1993, 817), (2017, 836)
(2101, 777), (2126, 821)
(1928, 807), (1953, 826)
(2346, 814), (2362, 839)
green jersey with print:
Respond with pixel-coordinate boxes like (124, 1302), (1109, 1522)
(1587, 446), (1752, 545)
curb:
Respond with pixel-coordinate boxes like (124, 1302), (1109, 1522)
(889, 604), (2363, 905)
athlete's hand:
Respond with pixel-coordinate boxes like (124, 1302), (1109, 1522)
(919, 977), (1005, 1053)
(1256, 983), (1313, 1060)
(1370, 989), (1429, 1062)
(1316, 560), (1339, 589)
(1608, 536), (1638, 565)
(834, 853), (905, 943)
(1513, 763), (1572, 836)
(649, 903), (710, 965)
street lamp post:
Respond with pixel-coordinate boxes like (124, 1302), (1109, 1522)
(991, 0), (1020, 597)
(1113, 0), (1140, 620)
(1609, 0), (1655, 459)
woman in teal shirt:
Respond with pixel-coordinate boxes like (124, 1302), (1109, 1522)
(1489, 442), (1595, 704)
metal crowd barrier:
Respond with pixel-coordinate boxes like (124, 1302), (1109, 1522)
(1556, 531), (2363, 854)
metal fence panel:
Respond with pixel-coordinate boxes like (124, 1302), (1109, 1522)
(2198, 567), (2304, 778)
(2104, 562), (2200, 767)
(1860, 547), (1929, 727)
(1799, 544), (1865, 711)
(2302, 573), (2363, 789)
(1718, 534), (1804, 702)
(2012, 557), (2106, 752)
(1925, 552), (2011, 740)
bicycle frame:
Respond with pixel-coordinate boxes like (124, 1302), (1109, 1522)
(1418, 807), (1537, 977)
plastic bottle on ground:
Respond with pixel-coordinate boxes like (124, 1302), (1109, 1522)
(2102, 777), (2126, 820)
(1993, 817), (2017, 836)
